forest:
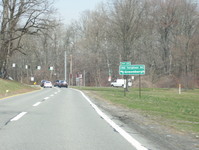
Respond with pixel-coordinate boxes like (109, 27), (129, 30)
(0, 0), (199, 88)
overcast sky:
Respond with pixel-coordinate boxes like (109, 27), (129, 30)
(54, 0), (107, 24)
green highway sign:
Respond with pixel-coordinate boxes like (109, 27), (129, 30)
(119, 65), (145, 75)
(120, 62), (131, 66)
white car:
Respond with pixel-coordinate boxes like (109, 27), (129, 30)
(111, 79), (132, 87)
(43, 81), (53, 88)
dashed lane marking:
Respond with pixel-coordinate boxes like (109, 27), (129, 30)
(10, 112), (27, 122)
(44, 97), (49, 100)
(33, 102), (41, 107)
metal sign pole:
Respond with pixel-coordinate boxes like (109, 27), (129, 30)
(124, 77), (126, 96)
(139, 74), (141, 98)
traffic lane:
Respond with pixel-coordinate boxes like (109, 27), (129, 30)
(58, 89), (136, 150)
(0, 87), (60, 128)
(0, 88), (136, 150)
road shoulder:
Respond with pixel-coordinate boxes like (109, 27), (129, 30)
(83, 90), (199, 150)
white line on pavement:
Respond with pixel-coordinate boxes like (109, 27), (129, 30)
(10, 112), (27, 122)
(50, 94), (54, 97)
(77, 90), (148, 150)
(44, 97), (49, 100)
(33, 102), (41, 107)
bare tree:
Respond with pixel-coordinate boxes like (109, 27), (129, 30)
(4, 0), (198, 89)
(150, 0), (179, 75)
(75, 8), (111, 86)
(147, 0), (199, 87)
(108, 0), (146, 90)
(0, 0), (54, 78)
(171, 0), (199, 88)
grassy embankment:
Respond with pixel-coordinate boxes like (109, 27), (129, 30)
(0, 79), (39, 99)
(74, 86), (199, 134)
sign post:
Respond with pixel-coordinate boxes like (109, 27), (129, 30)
(119, 62), (131, 96)
(119, 63), (145, 98)
(139, 75), (141, 98)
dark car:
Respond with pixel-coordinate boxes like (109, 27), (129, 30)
(40, 80), (47, 87)
(58, 80), (68, 88)
(54, 80), (61, 87)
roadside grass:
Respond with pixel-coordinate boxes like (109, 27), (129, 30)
(0, 79), (38, 98)
(74, 86), (199, 134)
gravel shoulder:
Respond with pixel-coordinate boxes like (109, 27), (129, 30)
(83, 90), (199, 150)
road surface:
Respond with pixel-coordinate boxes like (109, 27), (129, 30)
(0, 88), (148, 150)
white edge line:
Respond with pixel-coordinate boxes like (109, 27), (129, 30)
(10, 112), (27, 121)
(33, 102), (41, 107)
(44, 97), (49, 100)
(76, 89), (148, 150)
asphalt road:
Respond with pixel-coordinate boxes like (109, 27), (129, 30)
(0, 88), (148, 150)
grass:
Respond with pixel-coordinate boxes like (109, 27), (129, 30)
(0, 79), (38, 98)
(74, 86), (199, 134)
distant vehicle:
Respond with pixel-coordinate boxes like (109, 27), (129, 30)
(111, 79), (132, 87)
(40, 80), (47, 87)
(54, 80), (61, 87)
(43, 81), (53, 88)
(58, 80), (68, 88)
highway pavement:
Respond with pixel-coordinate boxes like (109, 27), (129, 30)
(0, 87), (148, 150)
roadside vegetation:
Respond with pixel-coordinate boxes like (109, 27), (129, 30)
(0, 79), (39, 99)
(0, 0), (198, 89)
(74, 86), (199, 134)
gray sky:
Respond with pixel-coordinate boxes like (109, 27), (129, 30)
(54, 0), (107, 24)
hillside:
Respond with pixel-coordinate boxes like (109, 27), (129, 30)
(0, 79), (39, 99)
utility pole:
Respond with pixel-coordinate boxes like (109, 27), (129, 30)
(64, 51), (67, 81)
(69, 42), (74, 86)
(84, 70), (86, 86)
(70, 54), (73, 86)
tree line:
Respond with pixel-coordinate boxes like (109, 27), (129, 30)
(0, 0), (199, 88)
